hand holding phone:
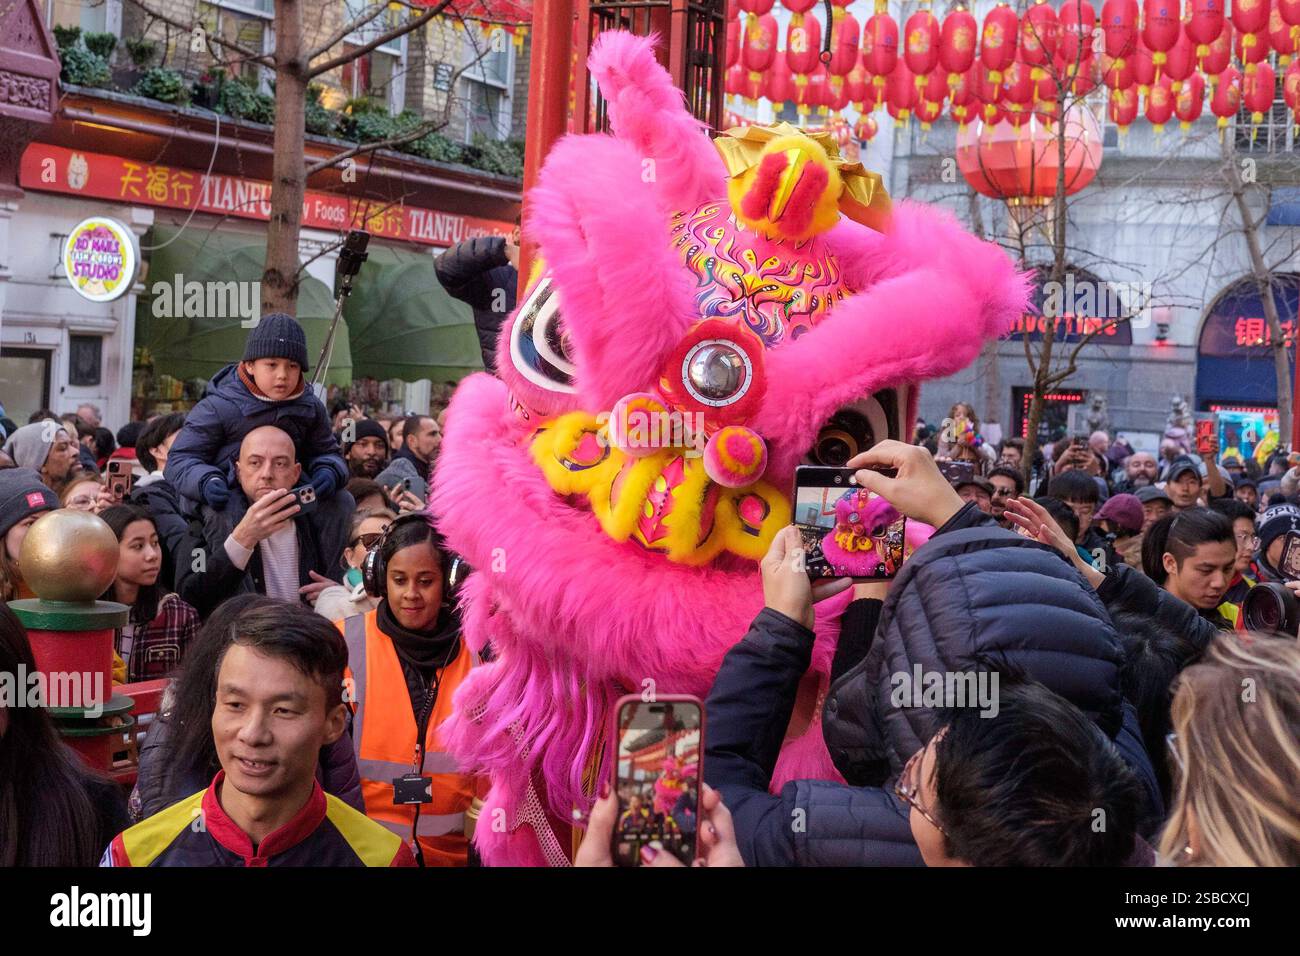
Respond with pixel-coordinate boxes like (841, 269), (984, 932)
(609, 695), (704, 867)
(1279, 531), (1300, 582)
(845, 440), (966, 530)
(106, 459), (133, 501)
(1195, 415), (1217, 458)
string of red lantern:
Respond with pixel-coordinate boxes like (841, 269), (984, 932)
(719, 0), (1300, 140)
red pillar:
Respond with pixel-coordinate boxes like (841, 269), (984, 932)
(517, 0), (575, 298)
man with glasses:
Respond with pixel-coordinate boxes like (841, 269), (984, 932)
(986, 466), (1023, 527)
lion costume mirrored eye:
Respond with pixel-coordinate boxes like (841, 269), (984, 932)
(509, 276), (577, 394)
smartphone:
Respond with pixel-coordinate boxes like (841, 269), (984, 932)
(937, 459), (976, 485)
(610, 694), (703, 867)
(290, 484), (318, 515)
(793, 465), (907, 581)
(1279, 531), (1300, 582)
(106, 459), (133, 501)
(1195, 415), (1216, 457)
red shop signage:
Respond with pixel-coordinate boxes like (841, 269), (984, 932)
(20, 143), (514, 247)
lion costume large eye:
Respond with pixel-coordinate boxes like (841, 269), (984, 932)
(684, 341), (752, 406)
(659, 319), (767, 427)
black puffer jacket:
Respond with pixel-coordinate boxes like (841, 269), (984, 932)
(823, 503), (1163, 831)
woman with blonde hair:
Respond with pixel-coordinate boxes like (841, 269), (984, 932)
(1161, 633), (1300, 866)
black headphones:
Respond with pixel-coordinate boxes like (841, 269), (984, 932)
(361, 513), (468, 601)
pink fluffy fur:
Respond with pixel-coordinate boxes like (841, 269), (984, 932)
(587, 31), (727, 214)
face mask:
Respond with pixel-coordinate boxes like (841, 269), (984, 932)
(345, 567), (364, 589)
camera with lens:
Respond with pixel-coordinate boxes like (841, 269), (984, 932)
(1242, 583), (1300, 636)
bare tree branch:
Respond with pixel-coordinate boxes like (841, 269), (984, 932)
(304, 117), (448, 177)
(306, 1), (391, 62)
(121, 0), (274, 68)
(308, 0), (450, 78)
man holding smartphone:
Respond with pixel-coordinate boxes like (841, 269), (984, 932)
(176, 426), (351, 617)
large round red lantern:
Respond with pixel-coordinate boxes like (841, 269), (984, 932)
(957, 105), (1102, 205)
(904, 9), (940, 81)
(786, 11), (822, 84)
(1142, 0), (1182, 65)
(1243, 60), (1276, 122)
(1109, 84), (1139, 128)
(1146, 75), (1176, 128)
(865, 12), (900, 109)
(981, 2), (1019, 85)
(1232, 0), (1269, 58)
(1103, 0), (1140, 63)
(766, 51), (795, 110)
(940, 7), (979, 88)
(829, 11), (861, 78)
(1209, 65), (1242, 131)
(1175, 70), (1206, 127)
(1021, 0), (1059, 76)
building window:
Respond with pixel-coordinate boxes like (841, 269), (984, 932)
(458, 27), (514, 142)
(196, 1), (273, 89)
(46, 0), (108, 33)
(69, 335), (103, 387)
(339, 1), (406, 112)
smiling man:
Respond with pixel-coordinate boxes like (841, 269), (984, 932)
(104, 603), (413, 867)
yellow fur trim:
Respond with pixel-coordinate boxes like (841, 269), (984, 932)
(727, 133), (843, 243)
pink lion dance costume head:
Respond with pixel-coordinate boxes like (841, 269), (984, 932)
(432, 32), (1029, 866)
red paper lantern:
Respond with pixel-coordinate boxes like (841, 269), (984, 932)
(809, 63), (832, 114)
(1186, 0), (1226, 62)
(1243, 59), (1276, 120)
(1142, 0), (1182, 65)
(846, 55), (872, 109)
(974, 63), (1003, 122)
(1234, 15), (1271, 72)
(864, 12), (900, 108)
(765, 51), (796, 110)
(1145, 75), (1176, 128)
(829, 12), (861, 77)
(1164, 27), (1196, 89)
(1283, 57), (1300, 128)
(738, 0), (776, 17)
(782, 0), (818, 16)
(957, 105), (1102, 201)
(1109, 84), (1140, 127)
(1021, 1), (1060, 75)
(1133, 38), (1157, 91)
(916, 96), (944, 128)
(1174, 70), (1206, 127)
(1001, 58), (1034, 128)
(1232, 0), (1269, 60)
(1209, 64), (1242, 129)
(854, 114), (879, 141)
(887, 60), (916, 123)
(786, 12), (822, 81)
(940, 7), (979, 89)
(1103, 0), (1141, 62)
(1282, 0), (1300, 57)
(726, 62), (746, 97)
(1271, 3), (1298, 63)
(923, 67), (949, 104)
(742, 13), (779, 77)
(727, 19), (741, 68)
(904, 9), (941, 79)
(1058, 0), (1099, 65)
(1103, 50), (1137, 89)
(981, 3), (1020, 84)
(1200, 18), (1233, 72)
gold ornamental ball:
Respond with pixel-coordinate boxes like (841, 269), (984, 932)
(19, 509), (119, 602)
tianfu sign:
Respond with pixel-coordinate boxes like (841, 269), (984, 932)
(63, 216), (137, 302)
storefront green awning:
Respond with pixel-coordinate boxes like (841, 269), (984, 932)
(343, 244), (485, 383)
(136, 227), (352, 387)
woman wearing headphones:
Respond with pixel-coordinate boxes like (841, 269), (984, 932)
(333, 513), (482, 866)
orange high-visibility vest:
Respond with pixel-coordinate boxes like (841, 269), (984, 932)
(338, 609), (478, 866)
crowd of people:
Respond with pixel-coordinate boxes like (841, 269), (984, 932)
(0, 318), (1297, 869)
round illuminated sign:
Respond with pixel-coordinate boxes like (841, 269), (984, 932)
(63, 217), (138, 303)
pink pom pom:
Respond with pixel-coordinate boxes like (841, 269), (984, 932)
(703, 425), (768, 488)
